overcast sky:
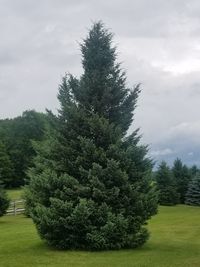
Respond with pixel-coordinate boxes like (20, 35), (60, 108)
(0, 0), (200, 166)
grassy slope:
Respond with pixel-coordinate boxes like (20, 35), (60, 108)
(0, 205), (199, 267)
(7, 188), (23, 200)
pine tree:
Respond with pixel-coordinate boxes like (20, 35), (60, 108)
(156, 161), (179, 206)
(190, 165), (199, 177)
(185, 174), (200, 206)
(172, 158), (191, 203)
(25, 22), (158, 250)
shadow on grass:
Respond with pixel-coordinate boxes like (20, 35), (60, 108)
(29, 239), (192, 255)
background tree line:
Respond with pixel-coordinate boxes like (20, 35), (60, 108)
(0, 110), (47, 188)
(155, 159), (200, 206)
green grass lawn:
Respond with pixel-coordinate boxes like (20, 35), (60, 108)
(0, 205), (199, 267)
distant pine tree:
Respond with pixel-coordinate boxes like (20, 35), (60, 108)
(25, 22), (158, 250)
(190, 165), (199, 177)
(185, 174), (200, 206)
(156, 161), (179, 206)
(172, 158), (191, 203)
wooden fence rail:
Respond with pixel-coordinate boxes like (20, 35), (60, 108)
(6, 200), (25, 215)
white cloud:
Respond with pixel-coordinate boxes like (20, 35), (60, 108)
(150, 148), (174, 157)
(168, 121), (200, 142)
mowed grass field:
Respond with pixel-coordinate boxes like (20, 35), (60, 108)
(1, 190), (200, 267)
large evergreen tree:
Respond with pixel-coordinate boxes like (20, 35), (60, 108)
(185, 174), (200, 206)
(25, 22), (158, 250)
(156, 161), (179, 206)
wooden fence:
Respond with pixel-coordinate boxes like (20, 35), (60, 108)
(6, 200), (25, 215)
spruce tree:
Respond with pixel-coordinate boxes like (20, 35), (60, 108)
(172, 158), (191, 203)
(190, 165), (199, 177)
(185, 174), (200, 206)
(156, 161), (179, 206)
(25, 22), (158, 250)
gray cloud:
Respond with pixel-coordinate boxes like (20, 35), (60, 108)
(0, 0), (200, 166)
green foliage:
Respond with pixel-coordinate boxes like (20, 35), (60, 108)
(0, 187), (10, 217)
(156, 161), (179, 206)
(0, 141), (13, 187)
(26, 22), (158, 250)
(0, 110), (47, 187)
(185, 173), (200, 206)
(190, 164), (199, 177)
(172, 158), (192, 203)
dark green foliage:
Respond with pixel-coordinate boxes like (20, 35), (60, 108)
(0, 187), (10, 217)
(0, 110), (47, 187)
(172, 158), (192, 203)
(78, 23), (140, 134)
(156, 161), (179, 206)
(185, 174), (200, 206)
(25, 22), (158, 250)
(190, 165), (199, 177)
(0, 141), (13, 187)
